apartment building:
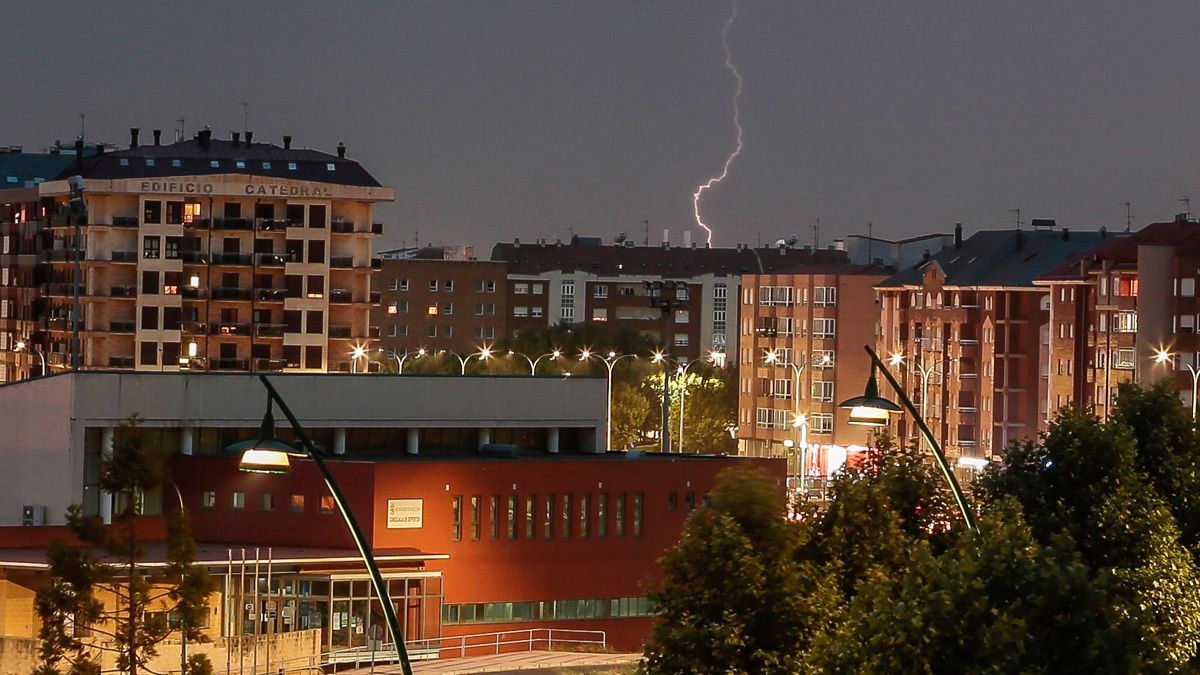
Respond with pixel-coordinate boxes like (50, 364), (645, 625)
(1038, 217), (1200, 415)
(736, 265), (891, 477)
(491, 235), (847, 359)
(372, 254), (508, 360)
(876, 224), (1108, 467)
(0, 129), (392, 380)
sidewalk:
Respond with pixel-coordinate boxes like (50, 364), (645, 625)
(341, 650), (640, 674)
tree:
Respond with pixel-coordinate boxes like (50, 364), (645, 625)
(34, 416), (215, 675)
(640, 466), (809, 675)
(644, 366), (737, 455)
(610, 381), (651, 449)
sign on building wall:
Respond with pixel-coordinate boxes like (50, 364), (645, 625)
(386, 499), (423, 529)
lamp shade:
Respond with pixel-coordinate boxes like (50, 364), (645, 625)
(839, 365), (902, 427)
(225, 405), (305, 473)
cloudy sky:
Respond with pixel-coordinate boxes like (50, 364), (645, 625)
(5, 2), (1200, 252)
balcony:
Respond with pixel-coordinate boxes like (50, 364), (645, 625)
(111, 216), (139, 228)
(329, 289), (353, 304)
(110, 320), (135, 333)
(212, 358), (250, 371)
(328, 324), (352, 339)
(210, 217), (253, 231)
(46, 283), (83, 297)
(46, 250), (73, 262)
(185, 218), (211, 231)
(181, 321), (208, 335)
(180, 251), (208, 264)
(330, 256), (354, 269)
(110, 285), (137, 298)
(109, 355), (135, 368)
(182, 286), (207, 300)
(255, 218), (290, 232)
(371, 222), (383, 235)
(331, 219), (355, 234)
(110, 251), (138, 263)
(253, 357), (287, 372)
(211, 253), (253, 266)
(257, 253), (292, 267)
(210, 323), (250, 336)
(211, 287), (252, 301)
(45, 317), (69, 331)
(255, 323), (286, 338)
(256, 288), (287, 302)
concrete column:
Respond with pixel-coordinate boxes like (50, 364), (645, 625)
(547, 428), (560, 454)
(180, 427), (194, 456)
(406, 428), (420, 455)
(333, 428), (347, 455)
(99, 426), (114, 524)
(478, 428), (491, 450)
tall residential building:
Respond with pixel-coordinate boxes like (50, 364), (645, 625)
(1038, 217), (1200, 415)
(876, 224), (1108, 469)
(371, 254), (509, 361)
(736, 265), (891, 479)
(491, 236), (848, 359)
(0, 129), (392, 381)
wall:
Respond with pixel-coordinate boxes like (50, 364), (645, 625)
(0, 375), (80, 526)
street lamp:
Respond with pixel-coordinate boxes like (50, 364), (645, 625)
(14, 339), (46, 377)
(508, 348), (562, 375)
(1155, 349), (1200, 420)
(441, 346), (494, 375)
(350, 345), (369, 374)
(581, 349), (637, 451)
(792, 413), (809, 496)
(227, 378), (414, 675)
(888, 351), (954, 449)
(676, 350), (724, 453)
(839, 346), (978, 533)
(395, 348), (426, 375)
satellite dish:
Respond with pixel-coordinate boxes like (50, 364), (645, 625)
(615, 232), (627, 244)
(774, 238), (787, 248)
(786, 235), (799, 246)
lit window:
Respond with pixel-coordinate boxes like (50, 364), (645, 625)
(290, 495), (304, 513)
(287, 162), (297, 171)
(201, 491), (216, 508)
(210, 160), (220, 168)
(427, 305), (438, 315)
(262, 161), (272, 169)
(319, 496), (335, 514)
(145, 159), (155, 167)
(171, 159), (181, 168)
(119, 158), (130, 166)
(260, 493), (274, 511)
(235, 160), (246, 169)
(326, 163), (336, 171)
(388, 303), (399, 315)
(232, 492), (245, 510)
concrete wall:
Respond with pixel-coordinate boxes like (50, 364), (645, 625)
(0, 375), (80, 527)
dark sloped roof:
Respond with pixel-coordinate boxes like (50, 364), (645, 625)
(65, 138), (382, 187)
(879, 229), (1110, 289)
(0, 152), (75, 188)
(1037, 220), (1200, 281)
(491, 242), (854, 277)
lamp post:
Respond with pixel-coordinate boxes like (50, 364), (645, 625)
(1155, 350), (1200, 420)
(887, 351), (954, 450)
(508, 349), (562, 375)
(440, 346), (494, 375)
(645, 280), (689, 453)
(839, 345), (978, 533)
(581, 349), (637, 451)
(791, 413), (809, 497)
(14, 339), (46, 377)
(350, 345), (369, 374)
(228, 377), (414, 675)
(675, 350), (724, 453)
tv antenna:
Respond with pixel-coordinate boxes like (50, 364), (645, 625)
(1010, 208), (1023, 230)
(1122, 202), (1132, 233)
(813, 218), (820, 249)
(239, 102), (249, 134)
(1180, 195), (1191, 221)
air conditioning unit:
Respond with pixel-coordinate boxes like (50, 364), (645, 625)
(21, 505), (45, 527)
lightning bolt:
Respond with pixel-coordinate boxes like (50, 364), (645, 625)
(692, 0), (743, 248)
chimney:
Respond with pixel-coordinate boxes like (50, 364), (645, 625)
(283, 135), (292, 150)
(152, 129), (161, 146)
(74, 138), (84, 174)
(1100, 226), (1107, 239)
(683, 230), (692, 248)
(337, 142), (346, 159)
(244, 131), (253, 145)
(1177, 212), (1189, 224)
(129, 128), (139, 148)
(662, 228), (670, 248)
(198, 128), (211, 149)
(954, 223), (963, 249)
(1061, 227), (1070, 241)
(232, 131), (240, 146)
(513, 237), (520, 248)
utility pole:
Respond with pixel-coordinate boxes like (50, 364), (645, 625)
(646, 280), (688, 452)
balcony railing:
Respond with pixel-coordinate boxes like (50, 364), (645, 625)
(255, 323), (286, 338)
(331, 219), (355, 233)
(212, 358), (250, 371)
(182, 286), (207, 300)
(330, 256), (354, 269)
(211, 287), (252, 301)
(211, 323), (251, 336)
(329, 289), (353, 304)
(328, 324), (352, 339)
(210, 217), (253, 231)
(211, 253), (253, 266)
(256, 288), (287, 302)
(110, 251), (138, 263)
(255, 218), (291, 232)
(110, 285), (137, 298)
(46, 283), (83, 297)
(181, 321), (208, 335)
(253, 357), (287, 372)
(180, 251), (208, 264)
(111, 216), (139, 228)
(109, 355), (135, 368)
(257, 253), (292, 267)
(110, 320), (135, 333)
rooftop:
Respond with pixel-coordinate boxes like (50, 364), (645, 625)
(1037, 220), (1200, 282)
(0, 151), (75, 190)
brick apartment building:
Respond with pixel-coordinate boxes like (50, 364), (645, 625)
(876, 224), (1108, 468)
(735, 264), (891, 479)
(1038, 217), (1200, 416)
(491, 235), (848, 359)
(0, 129), (391, 381)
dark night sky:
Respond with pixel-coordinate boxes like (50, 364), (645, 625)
(5, 1), (1200, 252)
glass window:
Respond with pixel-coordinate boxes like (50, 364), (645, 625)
(319, 495), (335, 514)
(232, 492), (246, 510)
(260, 493), (274, 511)
(633, 493), (644, 537)
(579, 494), (590, 539)
(615, 493), (626, 537)
(561, 494), (572, 539)
(489, 495), (499, 541)
(507, 495), (517, 540)
(143, 236), (160, 259)
(597, 493), (608, 537)
(543, 494), (554, 539)
(201, 491), (216, 508)
(451, 495), (463, 541)
(470, 495), (481, 541)
(525, 495), (536, 540)
(290, 494), (304, 513)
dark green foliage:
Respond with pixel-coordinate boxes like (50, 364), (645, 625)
(34, 415), (215, 675)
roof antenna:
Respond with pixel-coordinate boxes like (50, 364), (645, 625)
(78, 113), (85, 140)
(867, 221), (873, 263)
(642, 219), (649, 246)
(1181, 195), (1191, 221)
(239, 102), (249, 134)
(813, 218), (820, 250)
(176, 118), (185, 143)
(1010, 208), (1022, 230)
(1123, 201), (1132, 233)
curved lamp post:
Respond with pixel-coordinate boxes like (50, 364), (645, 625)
(580, 349), (637, 451)
(15, 339), (46, 377)
(438, 347), (495, 375)
(839, 345), (978, 533)
(350, 345), (369, 374)
(227, 378), (414, 675)
(1155, 350), (1200, 420)
(675, 350), (725, 453)
(888, 351), (956, 450)
(508, 349), (562, 375)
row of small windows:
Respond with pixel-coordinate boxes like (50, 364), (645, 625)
(139, 201), (327, 228)
(450, 492), (644, 542)
(442, 596), (653, 625)
(201, 490), (336, 514)
(119, 158), (316, 172)
(385, 279), (499, 293)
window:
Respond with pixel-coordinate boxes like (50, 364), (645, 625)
(474, 326), (496, 340)
(443, 302), (454, 315)
(597, 493), (608, 538)
(388, 278), (399, 291)
(513, 306), (528, 318)
(429, 280), (438, 291)
(1180, 314), (1196, 334)
(139, 341), (158, 366)
(615, 493), (626, 537)
(470, 495), (481, 540)
(232, 492), (246, 510)
(759, 285), (794, 306)
(675, 309), (689, 324)
(1182, 278), (1197, 298)
(814, 286), (837, 306)
(143, 236), (160, 259)
(592, 308), (608, 322)
(210, 160), (220, 168)
(533, 283), (544, 295)
(477, 280), (496, 293)
(165, 237), (181, 260)
(525, 495), (537, 539)
(326, 163), (335, 171)
(388, 303), (399, 315)
(543, 494), (555, 539)
(290, 494), (304, 513)
(475, 303), (496, 316)
(451, 495), (463, 541)
(633, 493), (643, 537)
(489, 495), (499, 540)
(814, 350), (835, 368)
(811, 413), (833, 434)
(755, 407), (789, 430)
(201, 491), (216, 508)
(287, 162), (297, 171)
(444, 280), (454, 291)
(143, 200), (162, 224)
(561, 494), (573, 539)
(532, 307), (543, 318)
(172, 159), (182, 168)
(141, 306), (159, 330)
(1114, 312), (1138, 333)
(593, 285), (608, 299)
(319, 496), (335, 514)
(260, 493), (274, 511)
(773, 378), (792, 399)
(514, 283), (528, 294)
(812, 380), (834, 402)
(399, 278), (410, 291)
(507, 495), (517, 540)
(814, 318), (836, 339)
(428, 325), (438, 338)
(306, 310), (323, 334)
(262, 161), (272, 169)
(236, 160), (246, 169)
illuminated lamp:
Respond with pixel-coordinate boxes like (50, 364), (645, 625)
(225, 398), (304, 474)
(838, 364), (902, 427)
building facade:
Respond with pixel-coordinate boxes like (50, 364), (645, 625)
(735, 265), (890, 484)
(1, 129), (392, 381)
